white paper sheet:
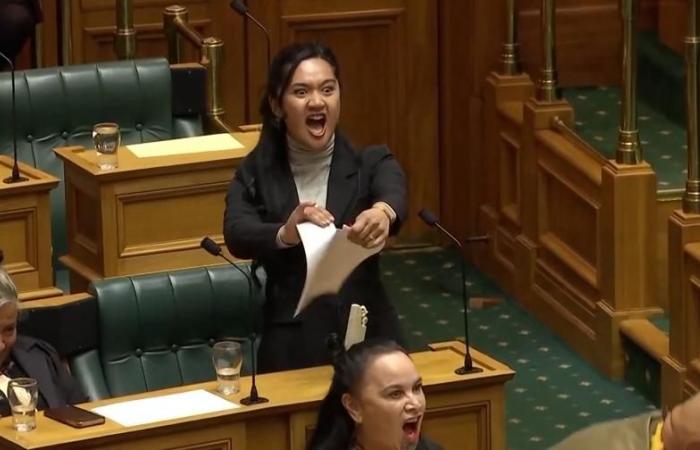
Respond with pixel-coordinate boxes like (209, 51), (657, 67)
(294, 223), (383, 316)
(91, 389), (239, 427)
(126, 133), (243, 158)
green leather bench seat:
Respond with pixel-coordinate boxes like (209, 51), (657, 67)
(68, 264), (263, 401)
(0, 58), (203, 262)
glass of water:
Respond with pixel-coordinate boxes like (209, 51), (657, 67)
(8, 378), (38, 432)
(92, 122), (120, 170)
(212, 341), (243, 395)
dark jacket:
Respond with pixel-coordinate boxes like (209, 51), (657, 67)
(0, 335), (86, 416)
(417, 436), (443, 450)
(224, 131), (407, 372)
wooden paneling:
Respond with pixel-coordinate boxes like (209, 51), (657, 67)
(55, 132), (259, 291)
(518, 0), (621, 87)
(439, 0), (505, 241)
(659, 0), (686, 54)
(0, 343), (513, 450)
(0, 157), (60, 299)
(247, 0), (439, 244)
(67, 0), (247, 128)
(663, 211), (700, 407)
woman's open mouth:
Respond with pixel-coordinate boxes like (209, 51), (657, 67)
(306, 113), (327, 137)
(402, 416), (422, 443)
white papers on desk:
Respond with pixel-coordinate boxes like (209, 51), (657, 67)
(91, 389), (239, 427)
(126, 133), (243, 158)
(294, 223), (383, 317)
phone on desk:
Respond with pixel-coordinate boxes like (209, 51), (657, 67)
(44, 405), (105, 428)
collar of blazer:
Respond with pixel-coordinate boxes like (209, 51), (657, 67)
(255, 130), (361, 225)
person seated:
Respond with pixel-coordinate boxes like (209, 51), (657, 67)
(0, 268), (86, 414)
(308, 339), (442, 450)
(551, 390), (700, 450)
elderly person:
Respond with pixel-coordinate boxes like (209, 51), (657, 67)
(0, 268), (86, 414)
(551, 391), (700, 450)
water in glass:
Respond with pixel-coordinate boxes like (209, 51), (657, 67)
(212, 341), (243, 395)
(92, 123), (120, 170)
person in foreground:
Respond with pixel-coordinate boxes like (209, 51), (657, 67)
(308, 339), (442, 450)
(551, 391), (700, 450)
(0, 268), (86, 414)
(224, 42), (407, 373)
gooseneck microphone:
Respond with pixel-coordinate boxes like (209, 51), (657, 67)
(200, 237), (269, 405)
(0, 51), (27, 184)
(419, 208), (486, 375)
(230, 0), (271, 67)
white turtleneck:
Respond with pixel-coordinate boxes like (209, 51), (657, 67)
(286, 133), (335, 207)
(276, 134), (335, 248)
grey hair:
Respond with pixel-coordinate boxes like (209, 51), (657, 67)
(0, 268), (18, 309)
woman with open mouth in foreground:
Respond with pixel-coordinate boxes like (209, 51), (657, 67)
(308, 339), (442, 450)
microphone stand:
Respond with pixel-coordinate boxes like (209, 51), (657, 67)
(419, 209), (486, 375)
(230, 0), (271, 67)
(0, 51), (27, 184)
(200, 237), (268, 405)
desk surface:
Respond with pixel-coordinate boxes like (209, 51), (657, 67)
(0, 156), (59, 196)
(0, 342), (513, 449)
(53, 131), (259, 181)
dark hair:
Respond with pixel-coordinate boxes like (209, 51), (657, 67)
(307, 339), (408, 450)
(259, 42), (340, 145)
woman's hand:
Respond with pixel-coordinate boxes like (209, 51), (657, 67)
(279, 201), (335, 245)
(348, 207), (390, 248)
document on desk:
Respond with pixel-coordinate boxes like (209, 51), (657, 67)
(91, 389), (239, 427)
(294, 223), (384, 317)
(126, 133), (244, 158)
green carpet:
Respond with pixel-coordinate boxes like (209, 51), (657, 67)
(382, 248), (655, 450)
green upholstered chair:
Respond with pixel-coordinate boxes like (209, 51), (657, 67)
(0, 58), (203, 263)
(68, 264), (263, 401)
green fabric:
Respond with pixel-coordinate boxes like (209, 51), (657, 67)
(70, 264), (262, 400)
(0, 58), (202, 261)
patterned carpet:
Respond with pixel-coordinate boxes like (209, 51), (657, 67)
(381, 248), (655, 450)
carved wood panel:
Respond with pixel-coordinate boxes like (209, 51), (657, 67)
(518, 0), (621, 86)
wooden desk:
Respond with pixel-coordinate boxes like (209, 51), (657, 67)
(54, 132), (259, 292)
(0, 156), (61, 301)
(0, 342), (514, 450)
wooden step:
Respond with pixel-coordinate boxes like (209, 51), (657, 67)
(620, 318), (669, 362)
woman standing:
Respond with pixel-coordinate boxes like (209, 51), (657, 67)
(224, 42), (407, 373)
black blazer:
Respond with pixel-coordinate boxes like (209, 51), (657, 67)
(224, 131), (407, 371)
(0, 336), (86, 416)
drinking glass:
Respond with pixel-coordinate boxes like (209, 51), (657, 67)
(212, 341), (243, 395)
(92, 122), (120, 170)
(8, 378), (38, 432)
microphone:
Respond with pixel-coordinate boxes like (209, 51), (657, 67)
(230, 0), (271, 67)
(200, 237), (269, 405)
(0, 51), (27, 184)
(418, 208), (485, 375)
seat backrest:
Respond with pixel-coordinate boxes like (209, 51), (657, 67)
(69, 264), (263, 401)
(0, 58), (203, 260)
